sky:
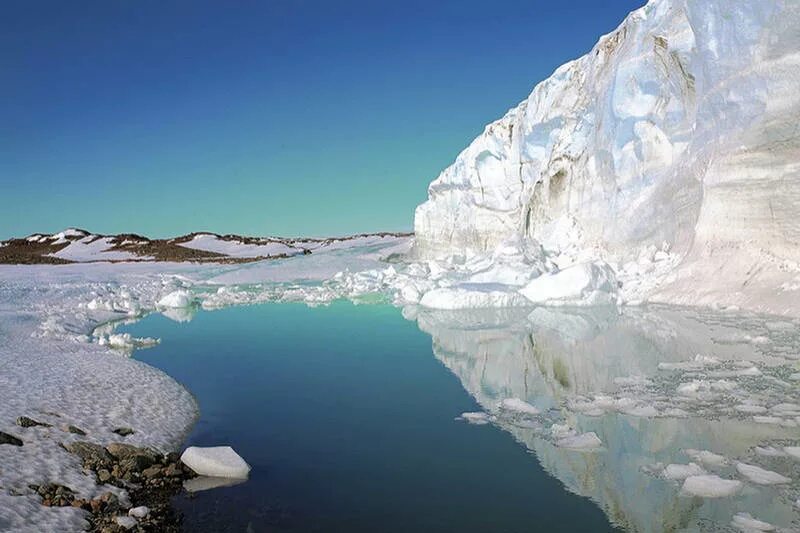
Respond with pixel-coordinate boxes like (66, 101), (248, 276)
(1, 0), (644, 239)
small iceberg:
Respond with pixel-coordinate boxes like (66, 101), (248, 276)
(498, 398), (541, 416)
(736, 463), (791, 485)
(157, 290), (194, 309)
(681, 475), (741, 498)
(180, 446), (251, 479)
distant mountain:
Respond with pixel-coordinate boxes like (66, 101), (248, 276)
(0, 229), (411, 265)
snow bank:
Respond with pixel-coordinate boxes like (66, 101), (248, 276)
(180, 446), (250, 479)
(177, 234), (303, 258)
(50, 236), (146, 262)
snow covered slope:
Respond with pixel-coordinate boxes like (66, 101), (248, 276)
(413, 0), (800, 314)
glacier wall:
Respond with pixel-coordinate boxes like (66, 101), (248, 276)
(414, 0), (800, 312)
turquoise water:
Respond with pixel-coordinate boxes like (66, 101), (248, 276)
(123, 302), (618, 532)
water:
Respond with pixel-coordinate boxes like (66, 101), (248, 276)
(121, 301), (800, 532)
(122, 302), (619, 532)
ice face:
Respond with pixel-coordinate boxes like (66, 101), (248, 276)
(413, 0), (800, 315)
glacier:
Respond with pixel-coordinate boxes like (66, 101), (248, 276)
(412, 0), (800, 315)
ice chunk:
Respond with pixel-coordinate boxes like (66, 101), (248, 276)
(157, 290), (194, 308)
(419, 285), (529, 309)
(681, 475), (742, 498)
(783, 446), (800, 459)
(663, 463), (706, 480)
(683, 449), (728, 467)
(519, 262), (617, 306)
(457, 412), (491, 425)
(736, 463), (791, 485)
(556, 432), (602, 450)
(754, 446), (787, 458)
(731, 512), (775, 531)
(499, 398), (541, 416)
(180, 446), (251, 479)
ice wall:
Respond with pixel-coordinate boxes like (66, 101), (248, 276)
(414, 0), (800, 313)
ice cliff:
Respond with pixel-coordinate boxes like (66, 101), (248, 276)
(413, 0), (800, 314)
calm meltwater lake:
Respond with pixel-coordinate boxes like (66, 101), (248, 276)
(121, 301), (800, 532)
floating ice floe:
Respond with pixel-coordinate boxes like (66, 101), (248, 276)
(457, 412), (492, 425)
(783, 446), (800, 460)
(735, 463), (791, 485)
(498, 398), (541, 416)
(180, 446), (251, 479)
(683, 449), (729, 468)
(754, 446), (787, 458)
(662, 463), (706, 481)
(731, 512), (775, 532)
(681, 475), (742, 498)
(556, 432), (603, 451)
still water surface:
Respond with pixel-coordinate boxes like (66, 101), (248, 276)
(123, 302), (618, 532)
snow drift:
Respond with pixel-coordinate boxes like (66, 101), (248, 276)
(413, 0), (800, 315)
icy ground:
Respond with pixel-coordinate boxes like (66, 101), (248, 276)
(1, 233), (800, 531)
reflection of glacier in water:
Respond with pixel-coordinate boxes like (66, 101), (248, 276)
(404, 305), (800, 532)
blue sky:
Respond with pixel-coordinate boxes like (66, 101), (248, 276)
(1, 0), (643, 239)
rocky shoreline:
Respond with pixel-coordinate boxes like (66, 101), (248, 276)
(2, 416), (198, 532)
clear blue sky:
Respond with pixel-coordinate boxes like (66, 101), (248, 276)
(1, 0), (643, 239)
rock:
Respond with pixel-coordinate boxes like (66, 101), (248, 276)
(106, 442), (159, 465)
(128, 506), (149, 518)
(0, 431), (23, 446)
(67, 425), (87, 436)
(97, 469), (112, 483)
(16, 416), (51, 428)
(29, 483), (76, 507)
(112, 427), (134, 437)
(64, 441), (113, 467)
(180, 446), (251, 479)
(164, 463), (182, 477)
(142, 465), (162, 479)
(118, 454), (155, 476)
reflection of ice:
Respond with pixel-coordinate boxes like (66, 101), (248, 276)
(161, 306), (198, 323)
(409, 305), (800, 532)
(183, 476), (247, 493)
